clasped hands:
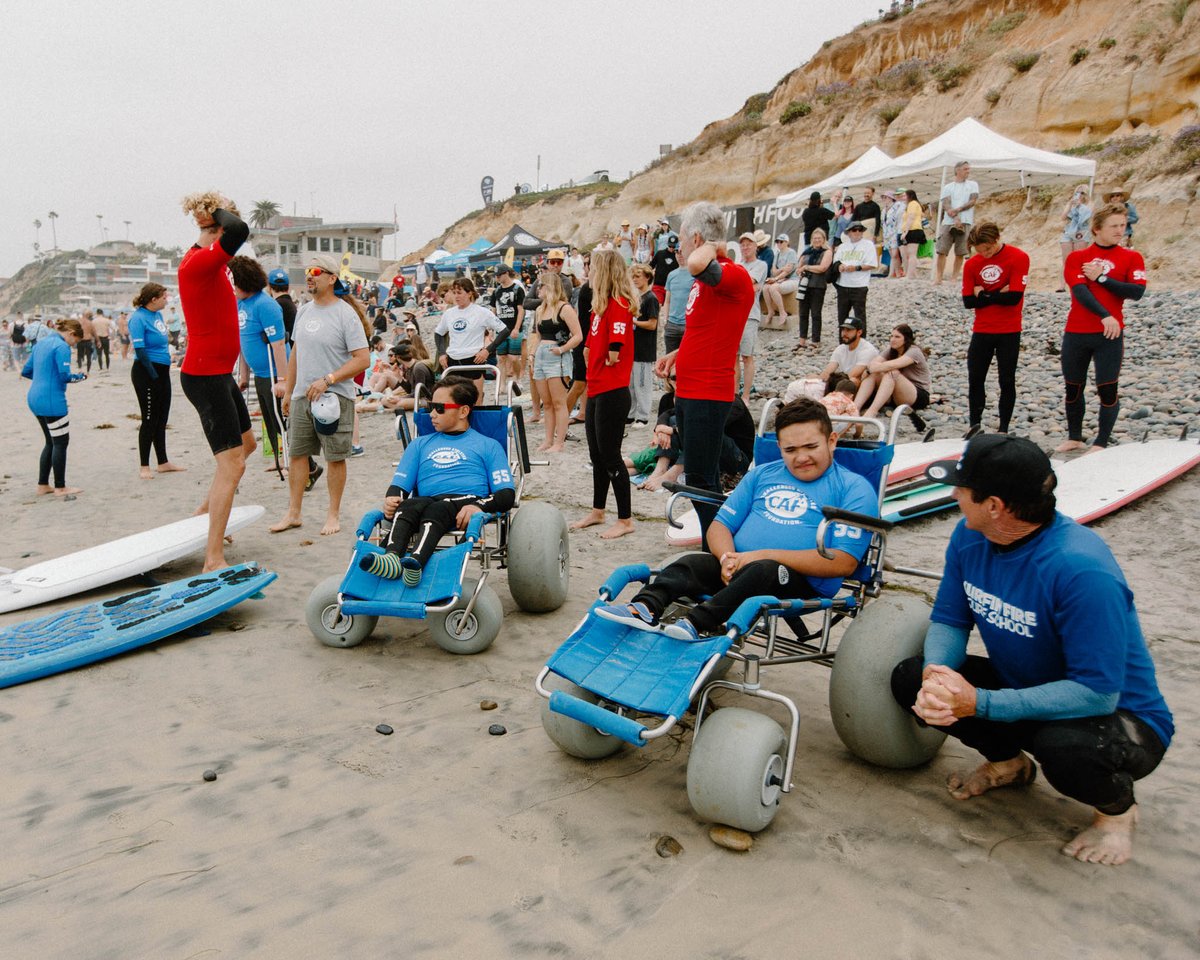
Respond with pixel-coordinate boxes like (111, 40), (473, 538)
(912, 664), (977, 726)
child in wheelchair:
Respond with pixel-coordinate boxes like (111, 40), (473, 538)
(597, 397), (878, 639)
(360, 376), (515, 585)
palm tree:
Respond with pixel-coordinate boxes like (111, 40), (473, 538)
(33, 218), (41, 249)
(251, 200), (281, 229)
(48, 211), (58, 251)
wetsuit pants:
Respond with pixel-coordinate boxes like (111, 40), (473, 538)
(967, 331), (1021, 432)
(674, 396), (730, 540)
(132, 362), (172, 467)
(892, 655), (1165, 815)
(585, 387), (632, 519)
(1061, 331), (1123, 447)
(35, 413), (69, 488)
(383, 494), (479, 567)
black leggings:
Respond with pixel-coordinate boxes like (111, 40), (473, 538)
(383, 494), (478, 566)
(35, 413), (70, 488)
(799, 285), (827, 343)
(76, 340), (93, 373)
(966, 331), (1021, 432)
(633, 553), (818, 634)
(585, 387), (632, 519)
(1061, 331), (1123, 447)
(132, 362), (172, 467)
(95, 337), (111, 369)
(891, 656), (1165, 815)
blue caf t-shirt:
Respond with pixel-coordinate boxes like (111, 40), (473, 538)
(391, 428), (514, 498)
(664, 266), (694, 327)
(932, 513), (1173, 746)
(715, 459), (877, 597)
(128, 306), (171, 364)
(237, 290), (286, 379)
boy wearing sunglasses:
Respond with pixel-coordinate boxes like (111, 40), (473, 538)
(360, 377), (515, 585)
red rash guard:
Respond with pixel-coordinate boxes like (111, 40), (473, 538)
(585, 296), (634, 395)
(179, 241), (239, 375)
(1064, 244), (1146, 332)
(675, 254), (755, 401)
(962, 244), (1029, 334)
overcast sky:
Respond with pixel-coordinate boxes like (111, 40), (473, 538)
(1, 0), (883, 278)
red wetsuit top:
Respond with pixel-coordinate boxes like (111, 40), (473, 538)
(1064, 243), (1146, 332)
(179, 240), (239, 375)
(961, 244), (1029, 334)
(585, 296), (634, 396)
(675, 254), (755, 401)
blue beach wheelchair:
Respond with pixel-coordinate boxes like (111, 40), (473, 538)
(307, 369), (569, 655)
(534, 403), (944, 832)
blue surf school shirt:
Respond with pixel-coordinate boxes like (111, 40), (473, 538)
(22, 332), (81, 418)
(237, 291), (286, 379)
(931, 513), (1173, 746)
(391, 428), (514, 498)
(128, 307), (172, 364)
(715, 459), (877, 597)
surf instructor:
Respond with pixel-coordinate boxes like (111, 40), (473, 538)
(178, 191), (254, 573)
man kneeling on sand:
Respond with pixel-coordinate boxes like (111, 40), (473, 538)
(892, 434), (1173, 865)
(597, 398), (877, 640)
(360, 377), (515, 585)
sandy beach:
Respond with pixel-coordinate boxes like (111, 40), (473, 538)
(2, 298), (1198, 959)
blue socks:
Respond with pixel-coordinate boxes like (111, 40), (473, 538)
(360, 551), (422, 586)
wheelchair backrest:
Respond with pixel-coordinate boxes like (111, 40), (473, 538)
(414, 406), (510, 450)
(753, 434), (894, 503)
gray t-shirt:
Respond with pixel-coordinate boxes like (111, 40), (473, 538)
(772, 246), (799, 278)
(742, 258), (768, 322)
(292, 299), (369, 400)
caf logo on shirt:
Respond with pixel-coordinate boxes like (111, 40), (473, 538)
(763, 486), (810, 523)
(431, 448), (467, 467)
(1097, 260), (1115, 277)
(979, 265), (1003, 285)
(238, 307), (248, 329)
(305, 319), (321, 333)
(590, 316), (601, 336)
(155, 320), (167, 334)
(685, 285), (700, 315)
(453, 319), (467, 332)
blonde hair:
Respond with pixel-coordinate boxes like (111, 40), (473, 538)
(181, 190), (241, 221)
(630, 262), (654, 283)
(590, 250), (640, 321)
(537, 271), (568, 314)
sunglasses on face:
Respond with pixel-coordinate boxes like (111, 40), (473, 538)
(429, 401), (464, 414)
(306, 267), (330, 278)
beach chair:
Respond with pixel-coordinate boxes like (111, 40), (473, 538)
(534, 404), (944, 832)
(307, 369), (567, 655)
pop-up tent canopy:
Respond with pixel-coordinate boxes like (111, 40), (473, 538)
(469, 224), (559, 264)
(776, 146), (894, 207)
(431, 237), (492, 271)
(865, 117), (1096, 199)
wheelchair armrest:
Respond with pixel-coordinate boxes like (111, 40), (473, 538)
(821, 506), (893, 535)
(598, 563), (653, 601)
(356, 510), (388, 540)
(662, 481), (729, 507)
(463, 510), (500, 542)
(725, 595), (798, 637)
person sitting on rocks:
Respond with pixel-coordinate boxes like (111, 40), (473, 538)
(854, 323), (932, 431)
(783, 317), (878, 404)
(360, 377), (515, 585)
(597, 398), (877, 640)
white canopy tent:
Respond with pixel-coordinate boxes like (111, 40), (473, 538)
(776, 145), (894, 207)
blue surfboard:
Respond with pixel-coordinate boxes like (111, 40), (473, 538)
(881, 482), (957, 524)
(0, 563), (277, 689)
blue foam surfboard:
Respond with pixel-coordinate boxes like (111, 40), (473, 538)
(881, 482), (957, 524)
(0, 563), (277, 689)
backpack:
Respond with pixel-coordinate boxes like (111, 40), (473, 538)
(10, 322), (25, 344)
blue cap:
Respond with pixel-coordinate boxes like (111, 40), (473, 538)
(268, 268), (289, 287)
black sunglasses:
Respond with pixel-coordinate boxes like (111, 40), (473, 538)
(429, 401), (464, 414)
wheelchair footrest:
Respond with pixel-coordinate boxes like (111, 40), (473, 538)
(337, 537), (474, 616)
(549, 691), (649, 747)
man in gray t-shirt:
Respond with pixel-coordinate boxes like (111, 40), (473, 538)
(272, 255), (370, 537)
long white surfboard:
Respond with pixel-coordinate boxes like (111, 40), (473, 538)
(887, 438), (964, 484)
(0, 505), (266, 615)
(1052, 439), (1200, 524)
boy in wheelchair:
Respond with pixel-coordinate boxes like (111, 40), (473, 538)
(598, 397), (878, 639)
(359, 376), (515, 585)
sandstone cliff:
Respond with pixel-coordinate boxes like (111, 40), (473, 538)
(402, 0), (1200, 289)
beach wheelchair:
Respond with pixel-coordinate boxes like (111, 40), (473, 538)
(307, 368), (569, 655)
(534, 403), (944, 832)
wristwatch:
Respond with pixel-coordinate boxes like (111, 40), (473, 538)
(1097, 274), (1108, 285)
(325, 373), (336, 385)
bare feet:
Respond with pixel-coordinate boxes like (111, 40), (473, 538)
(535, 443), (552, 453)
(1062, 806), (1138, 865)
(599, 519), (635, 539)
(157, 462), (187, 474)
(1083, 445), (1105, 456)
(201, 557), (227, 573)
(53, 487), (83, 497)
(35, 484), (54, 496)
(946, 754), (1036, 800)
(544, 443), (565, 453)
(139, 466), (154, 480)
(320, 515), (341, 536)
(1055, 439), (1087, 453)
(269, 517), (303, 534)
(570, 510), (605, 530)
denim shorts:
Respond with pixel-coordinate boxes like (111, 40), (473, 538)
(532, 342), (572, 381)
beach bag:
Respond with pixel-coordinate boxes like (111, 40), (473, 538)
(11, 323), (25, 344)
(918, 239), (934, 259)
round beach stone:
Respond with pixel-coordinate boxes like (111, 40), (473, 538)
(709, 825), (753, 851)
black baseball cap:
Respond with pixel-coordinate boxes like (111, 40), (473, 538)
(926, 434), (1056, 503)
(495, 263), (515, 275)
(838, 317), (863, 330)
(847, 221), (866, 232)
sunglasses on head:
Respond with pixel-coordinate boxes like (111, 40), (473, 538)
(306, 267), (330, 278)
(429, 401), (464, 414)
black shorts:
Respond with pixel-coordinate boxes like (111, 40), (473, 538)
(444, 355), (485, 377)
(904, 230), (926, 245)
(571, 343), (587, 383)
(181, 372), (251, 455)
(911, 385), (931, 410)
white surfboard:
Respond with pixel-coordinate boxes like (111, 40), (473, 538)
(887, 438), (965, 484)
(0, 505), (267, 615)
(666, 507), (703, 547)
(1052, 439), (1200, 524)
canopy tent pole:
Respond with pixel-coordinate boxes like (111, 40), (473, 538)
(930, 164), (948, 280)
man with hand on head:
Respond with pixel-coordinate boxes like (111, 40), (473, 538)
(891, 434), (1173, 866)
(270, 254), (370, 537)
(177, 191), (253, 572)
